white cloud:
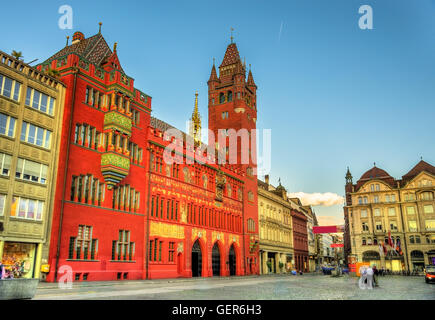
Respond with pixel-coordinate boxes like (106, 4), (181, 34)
(287, 192), (344, 207)
(316, 215), (344, 226)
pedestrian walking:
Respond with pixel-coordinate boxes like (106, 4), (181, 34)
(366, 266), (374, 289)
(358, 265), (368, 289)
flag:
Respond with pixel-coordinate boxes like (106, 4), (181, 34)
(378, 243), (384, 257)
(381, 241), (387, 256)
(388, 231), (393, 248)
(396, 240), (403, 256)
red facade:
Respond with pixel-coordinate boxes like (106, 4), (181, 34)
(37, 31), (260, 281)
(292, 209), (309, 273)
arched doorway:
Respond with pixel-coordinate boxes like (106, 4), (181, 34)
(410, 250), (424, 272)
(191, 240), (202, 277)
(212, 243), (221, 276)
(362, 251), (380, 268)
(229, 244), (236, 276)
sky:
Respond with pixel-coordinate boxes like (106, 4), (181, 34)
(2, 0), (434, 225)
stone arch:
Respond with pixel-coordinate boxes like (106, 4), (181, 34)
(191, 237), (207, 277)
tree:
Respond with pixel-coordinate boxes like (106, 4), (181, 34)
(11, 50), (23, 60)
(45, 68), (61, 79)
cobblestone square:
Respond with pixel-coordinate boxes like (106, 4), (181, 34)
(33, 274), (435, 300)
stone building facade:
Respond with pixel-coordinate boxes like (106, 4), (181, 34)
(0, 50), (66, 279)
(258, 176), (293, 274)
(344, 161), (435, 271)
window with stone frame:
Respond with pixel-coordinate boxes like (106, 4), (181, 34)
(112, 230), (135, 261)
(68, 225), (98, 260)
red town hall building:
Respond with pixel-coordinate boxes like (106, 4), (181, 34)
(37, 30), (260, 281)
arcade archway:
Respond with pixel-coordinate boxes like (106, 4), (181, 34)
(212, 243), (221, 276)
(191, 240), (202, 277)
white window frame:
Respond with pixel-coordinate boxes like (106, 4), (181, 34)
(0, 74), (21, 102)
(25, 87), (55, 116)
(11, 196), (44, 221)
(21, 122), (52, 149)
(0, 112), (16, 138)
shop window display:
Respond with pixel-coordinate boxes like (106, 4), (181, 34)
(1, 242), (36, 279)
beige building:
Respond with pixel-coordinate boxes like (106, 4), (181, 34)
(258, 176), (293, 274)
(0, 51), (66, 278)
(344, 161), (435, 272)
(303, 205), (319, 272)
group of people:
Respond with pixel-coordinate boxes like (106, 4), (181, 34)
(358, 265), (379, 289)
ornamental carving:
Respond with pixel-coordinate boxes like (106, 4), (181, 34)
(150, 221), (185, 239)
(215, 168), (226, 202)
(177, 242), (183, 253)
(191, 228), (207, 242)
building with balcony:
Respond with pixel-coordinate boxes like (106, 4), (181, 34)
(0, 50), (66, 279)
(344, 161), (435, 272)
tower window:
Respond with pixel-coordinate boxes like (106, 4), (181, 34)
(227, 91), (233, 102)
(219, 92), (225, 104)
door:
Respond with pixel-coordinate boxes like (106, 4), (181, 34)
(229, 244), (236, 276)
(191, 240), (202, 277)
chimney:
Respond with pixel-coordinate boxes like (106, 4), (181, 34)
(265, 175), (269, 185)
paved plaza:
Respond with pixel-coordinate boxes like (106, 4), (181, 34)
(33, 274), (435, 300)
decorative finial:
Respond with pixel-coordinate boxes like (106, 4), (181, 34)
(374, 162), (376, 167)
(421, 156), (423, 160)
(99, 22), (102, 34)
(230, 27), (234, 43)
(113, 42), (117, 52)
(213, 57), (215, 65)
(249, 63), (251, 71)
(278, 177), (281, 185)
(66, 36), (69, 46)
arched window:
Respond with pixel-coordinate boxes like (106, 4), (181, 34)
(373, 237), (378, 245)
(227, 91), (233, 102)
(415, 235), (421, 244)
(409, 236), (415, 244)
(219, 92), (225, 104)
(362, 237), (366, 245)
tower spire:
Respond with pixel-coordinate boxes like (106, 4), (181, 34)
(189, 91), (201, 146)
(346, 167), (353, 184)
(230, 27), (234, 43)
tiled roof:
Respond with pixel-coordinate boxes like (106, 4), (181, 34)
(402, 160), (435, 182)
(356, 166), (396, 190)
(220, 43), (241, 67)
(43, 33), (123, 72)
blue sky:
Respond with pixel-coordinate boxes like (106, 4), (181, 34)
(2, 0), (434, 224)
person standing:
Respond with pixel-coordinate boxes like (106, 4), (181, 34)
(373, 265), (379, 287)
(366, 266), (374, 289)
(358, 265), (368, 289)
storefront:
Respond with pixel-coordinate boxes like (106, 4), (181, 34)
(410, 250), (425, 271)
(385, 251), (405, 272)
(1, 242), (37, 279)
(362, 250), (380, 268)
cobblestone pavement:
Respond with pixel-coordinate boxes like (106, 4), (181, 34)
(33, 274), (435, 300)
